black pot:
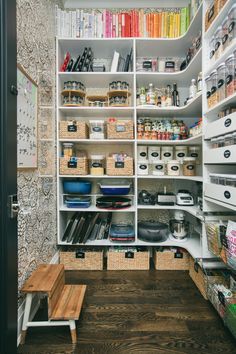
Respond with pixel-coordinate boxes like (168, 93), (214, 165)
(138, 221), (169, 242)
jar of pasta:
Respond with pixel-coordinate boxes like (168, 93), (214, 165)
(183, 158), (196, 176)
(90, 155), (105, 175)
(226, 55), (235, 97)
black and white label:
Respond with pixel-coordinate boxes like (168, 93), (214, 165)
(139, 164), (147, 170)
(177, 152), (185, 158)
(143, 61), (152, 69)
(224, 150), (231, 159)
(174, 252), (183, 259)
(151, 152), (159, 157)
(115, 161), (124, 168)
(190, 153), (198, 158)
(67, 124), (77, 132)
(140, 152), (147, 157)
(171, 166), (179, 171)
(155, 165), (163, 170)
(211, 86), (217, 94)
(222, 34), (228, 45)
(165, 61), (175, 69)
(92, 162), (102, 168)
(208, 5), (214, 21)
(68, 160), (77, 168)
(224, 118), (232, 127)
(164, 152), (171, 157)
(187, 165), (194, 170)
(76, 251), (85, 259)
(218, 79), (224, 89)
(218, 291), (225, 306)
(210, 50), (215, 59)
(116, 125), (126, 132)
(125, 251), (134, 259)
(226, 74), (233, 85)
(224, 190), (231, 199)
(228, 21), (235, 33)
(92, 126), (102, 132)
(207, 91), (211, 99)
(215, 41), (221, 52)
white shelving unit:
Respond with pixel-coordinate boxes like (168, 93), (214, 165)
(56, 2), (207, 258)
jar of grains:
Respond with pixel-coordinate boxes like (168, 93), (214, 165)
(183, 157), (196, 176)
(214, 26), (223, 60)
(228, 4), (236, 45)
(210, 70), (218, 107)
(167, 160), (180, 176)
(205, 75), (212, 108)
(226, 55), (235, 97)
(217, 63), (226, 102)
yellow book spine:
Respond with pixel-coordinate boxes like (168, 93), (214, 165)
(164, 12), (168, 38)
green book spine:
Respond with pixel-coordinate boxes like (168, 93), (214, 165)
(186, 4), (190, 30)
(180, 8), (187, 36)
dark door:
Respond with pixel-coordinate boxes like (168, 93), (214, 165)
(0, 0), (17, 353)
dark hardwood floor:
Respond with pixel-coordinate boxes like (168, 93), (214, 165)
(18, 269), (236, 354)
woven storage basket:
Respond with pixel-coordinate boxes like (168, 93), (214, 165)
(59, 157), (88, 175)
(107, 250), (150, 270)
(106, 156), (133, 176)
(107, 120), (134, 140)
(154, 248), (190, 270)
(59, 121), (89, 139)
(60, 250), (103, 270)
(189, 257), (208, 300)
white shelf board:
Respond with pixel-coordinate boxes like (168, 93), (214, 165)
(60, 205), (136, 212)
(136, 48), (202, 86)
(137, 135), (202, 145)
(137, 175), (203, 182)
(205, 41), (236, 78)
(64, 1), (190, 9)
(204, 0), (235, 39)
(58, 106), (134, 117)
(136, 233), (202, 258)
(58, 72), (134, 87)
(58, 239), (136, 246)
(136, 93), (202, 117)
(137, 205), (204, 220)
(59, 139), (134, 144)
(204, 196), (236, 212)
(204, 92), (236, 118)
(59, 174), (135, 178)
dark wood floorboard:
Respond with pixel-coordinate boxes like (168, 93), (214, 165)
(18, 270), (236, 354)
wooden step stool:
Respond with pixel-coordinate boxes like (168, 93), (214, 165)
(21, 264), (86, 344)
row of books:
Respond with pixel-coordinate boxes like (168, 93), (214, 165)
(55, 6), (197, 39)
(62, 212), (112, 244)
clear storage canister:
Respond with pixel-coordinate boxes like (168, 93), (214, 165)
(152, 160), (165, 176)
(161, 146), (173, 162)
(214, 26), (223, 60)
(209, 35), (215, 61)
(148, 146), (161, 162)
(218, 175), (226, 185)
(90, 155), (105, 175)
(89, 120), (105, 139)
(210, 70), (218, 107)
(232, 131), (236, 144)
(224, 133), (233, 146)
(205, 75), (212, 108)
(167, 160), (180, 176)
(183, 157), (196, 176)
(211, 138), (218, 148)
(209, 173), (219, 184)
(222, 17), (229, 51)
(189, 146), (201, 164)
(228, 4), (236, 45)
(62, 143), (74, 157)
(175, 146), (188, 162)
(225, 55), (235, 97)
(226, 176), (236, 187)
(217, 63), (226, 102)
(217, 135), (225, 147)
(137, 146), (148, 161)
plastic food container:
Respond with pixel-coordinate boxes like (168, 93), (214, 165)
(137, 146), (148, 161)
(205, 75), (212, 107)
(217, 63), (226, 102)
(148, 146), (161, 162)
(189, 146), (201, 162)
(211, 138), (218, 148)
(63, 180), (92, 194)
(98, 179), (131, 195)
(209, 36), (215, 61)
(161, 146), (173, 162)
(209, 173), (219, 184)
(222, 17), (229, 51)
(65, 196), (91, 208)
(167, 160), (180, 176)
(138, 162), (149, 175)
(175, 146), (188, 162)
(90, 155), (105, 175)
(214, 26), (223, 60)
(226, 55), (235, 97)
(225, 133), (233, 146)
(89, 120), (105, 139)
(228, 4), (236, 45)
(151, 160), (165, 176)
(183, 157), (196, 176)
(217, 135), (225, 148)
(62, 143), (74, 157)
(226, 176), (236, 187)
(210, 70), (218, 106)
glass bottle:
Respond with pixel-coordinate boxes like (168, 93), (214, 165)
(172, 83), (180, 107)
(146, 83), (156, 105)
(197, 72), (202, 92)
(139, 87), (146, 105)
(166, 85), (172, 106)
(189, 79), (197, 99)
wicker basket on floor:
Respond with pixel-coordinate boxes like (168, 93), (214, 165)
(60, 249), (103, 270)
(107, 249), (150, 270)
(154, 248), (190, 270)
(189, 257), (208, 300)
(59, 120), (89, 139)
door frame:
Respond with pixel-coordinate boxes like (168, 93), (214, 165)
(0, 0), (17, 353)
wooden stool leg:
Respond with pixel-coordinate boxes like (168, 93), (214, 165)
(69, 320), (77, 344)
(21, 293), (33, 344)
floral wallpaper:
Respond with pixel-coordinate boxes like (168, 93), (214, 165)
(17, 0), (62, 305)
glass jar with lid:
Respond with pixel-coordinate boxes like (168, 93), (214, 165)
(225, 54), (235, 97)
(210, 70), (218, 107)
(209, 35), (215, 61)
(167, 160), (180, 176)
(183, 157), (196, 176)
(62, 143), (74, 157)
(146, 83), (156, 105)
(205, 75), (212, 108)
(90, 155), (105, 175)
(228, 4), (236, 45)
(222, 17), (229, 51)
(175, 146), (188, 162)
(214, 26), (223, 60)
(217, 63), (226, 102)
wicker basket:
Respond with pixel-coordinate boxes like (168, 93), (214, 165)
(154, 248), (190, 270)
(60, 249), (103, 270)
(59, 121), (89, 139)
(107, 120), (134, 140)
(189, 257), (208, 300)
(107, 249), (150, 270)
(59, 157), (88, 175)
(106, 156), (133, 176)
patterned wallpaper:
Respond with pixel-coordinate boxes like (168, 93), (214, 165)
(17, 0), (62, 304)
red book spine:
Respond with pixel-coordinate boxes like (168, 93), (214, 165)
(118, 13), (122, 37)
(121, 13), (125, 37)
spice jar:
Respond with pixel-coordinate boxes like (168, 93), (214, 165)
(90, 155), (105, 175)
(205, 75), (212, 108)
(139, 87), (146, 105)
(137, 119), (144, 132)
(222, 17), (229, 51)
(167, 160), (180, 176)
(161, 146), (174, 162)
(228, 4), (236, 45)
(151, 160), (165, 176)
(62, 143), (74, 157)
(217, 63), (226, 102)
(175, 146), (188, 162)
(214, 26), (223, 60)
(183, 157), (196, 176)
(226, 55), (235, 97)
(148, 146), (161, 162)
(210, 70), (218, 107)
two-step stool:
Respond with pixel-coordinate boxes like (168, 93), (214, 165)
(21, 264), (86, 344)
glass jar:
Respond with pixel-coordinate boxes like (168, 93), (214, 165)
(152, 160), (165, 176)
(89, 120), (105, 139)
(137, 119), (144, 132)
(183, 157), (196, 176)
(224, 133), (233, 146)
(217, 63), (226, 102)
(139, 87), (146, 105)
(175, 146), (188, 162)
(148, 146), (161, 162)
(137, 145), (148, 161)
(226, 55), (235, 97)
(210, 70), (218, 107)
(218, 135), (225, 147)
(209, 35), (215, 61)
(211, 138), (218, 148)
(146, 83), (156, 105)
(205, 75), (212, 108)
(214, 26), (223, 60)
(222, 17), (229, 51)
(167, 160), (180, 176)
(62, 143), (74, 157)
(138, 162), (149, 175)
(218, 176), (226, 185)
(189, 146), (201, 164)
(226, 176), (236, 187)
(228, 4), (236, 45)
(144, 118), (152, 132)
(161, 146), (174, 162)
(209, 173), (219, 184)
(90, 155), (105, 175)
